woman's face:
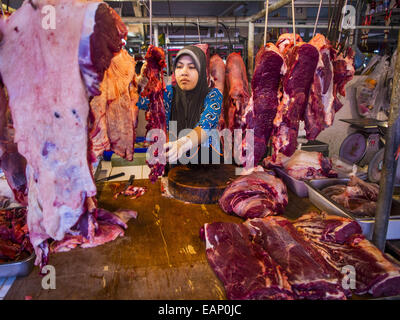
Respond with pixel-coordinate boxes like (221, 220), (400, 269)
(175, 55), (199, 91)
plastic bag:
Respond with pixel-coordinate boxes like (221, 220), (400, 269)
(355, 55), (390, 118)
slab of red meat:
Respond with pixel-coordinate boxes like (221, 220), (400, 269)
(305, 34), (335, 140)
(141, 45), (167, 182)
(219, 171), (288, 219)
(223, 53), (250, 131)
(78, 1), (127, 97)
(210, 54), (226, 130)
(50, 208), (137, 253)
(243, 44), (286, 166)
(246, 216), (348, 299)
(89, 50), (139, 160)
(322, 176), (379, 217)
(332, 47), (355, 112)
(203, 221), (295, 300)
(272, 43), (319, 159)
(294, 212), (400, 297)
(0, 84), (27, 205)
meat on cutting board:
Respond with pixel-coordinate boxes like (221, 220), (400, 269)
(223, 53), (250, 131)
(294, 212), (400, 297)
(89, 49), (139, 160)
(203, 221), (295, 300)
(219, 171), (288, 219)
(243, 43), (286, 166)
(272, 41), (319, 158)
(141, 45), (167, 182)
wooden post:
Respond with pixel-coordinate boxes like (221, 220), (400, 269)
(248, 21), (255, 80)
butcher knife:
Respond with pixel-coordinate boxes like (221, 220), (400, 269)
(124, 175), (135, 191)
(96, 172), (125, 182)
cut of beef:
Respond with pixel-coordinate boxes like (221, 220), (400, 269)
(219, 171), (288, 219)
(305, 34), (335, 140)
(272, 43), (319, 158)
(210, 54), (226, 129)
(276, 33), (304, 56)
(246, 217), (348, 299)
(141, 45), (167, 182)
(78, 1), (127, 96)
(294, 212), (400, 297)
(203, 221), (295, 300)
(89, 49), (139, 160)
(243, 44), (286, 166)
(223, 53), (250, 131)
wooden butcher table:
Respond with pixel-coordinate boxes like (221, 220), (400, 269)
(5, 178), (317, 300)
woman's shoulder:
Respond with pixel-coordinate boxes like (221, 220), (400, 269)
(206, 88), (223, 101)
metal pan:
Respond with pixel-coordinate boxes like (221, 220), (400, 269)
(305, 178), (400, 240)
(0, 253), (35, 278)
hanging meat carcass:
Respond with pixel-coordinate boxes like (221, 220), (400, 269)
(89, 49), (139, 160)
(141, 45), (167, 182)
(0, 0), (135, 267)
(223, 53), (250, 131)
(272, 40), (319, 158)
(209, 54), (226, 129)
(304, 34), (335, 140)
(243, 43), (286, 166)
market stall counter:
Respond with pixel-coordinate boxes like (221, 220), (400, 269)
(4, 178), (316, 300)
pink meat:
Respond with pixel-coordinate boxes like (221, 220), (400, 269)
(332, 48), (355, 112)
(89, 50), (139, 160)
(0, 84), (27, 205)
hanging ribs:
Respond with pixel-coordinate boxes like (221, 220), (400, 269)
(141, 45), (167, 182)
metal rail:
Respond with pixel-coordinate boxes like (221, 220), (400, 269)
(373, 31), (400, 251)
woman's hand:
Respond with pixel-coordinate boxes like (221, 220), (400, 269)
(163, 136), (193, 163)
